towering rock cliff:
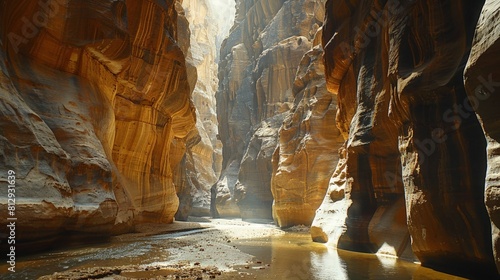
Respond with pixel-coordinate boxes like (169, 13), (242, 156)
(216, 0), (295, 218)
(312, 0), (499, 277)
(0, 0), (195, 249)
(271, 42), (345, 227)
(215, 0), (340, 223)
(464, 0), (500, 273)
(175, 0), (235, 220)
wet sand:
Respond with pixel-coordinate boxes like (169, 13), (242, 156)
(2, 218), (467, 279)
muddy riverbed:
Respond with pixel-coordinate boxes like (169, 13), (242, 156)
(1, 218), (466, 279)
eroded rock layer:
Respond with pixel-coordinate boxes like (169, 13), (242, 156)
(175, 0), (232, 220)
(215, 0), (333, 221)
(313, 0), (498, 277)
(465, 0), (500, 273)
(0, 0), (195, 248)
(215, 0), (289, 217)
(271, 42), (344, 227)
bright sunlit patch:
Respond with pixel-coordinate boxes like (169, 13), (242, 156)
(310, 246), (348, 280)
(376, 252), (398, 269)
(375, 242), (400, 270)
(376, 242), (398, 259)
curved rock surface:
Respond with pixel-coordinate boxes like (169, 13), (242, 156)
(215, 0), (288, 217)
(175, 0), (233, 220)
(465, 0), (500, 273)
(313, 0), (498, 277)
(215, 0), (332, 221)
(272, 44), (344, 227)
(237, 114), (285, 220)
(0, 0), (195, 249)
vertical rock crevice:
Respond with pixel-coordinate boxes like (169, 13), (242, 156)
(174, 0), (234, 220)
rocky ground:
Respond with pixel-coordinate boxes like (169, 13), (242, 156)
(7, 217), (469, 280)
(38, 264), (225, 279)
(37, 218), (284, 280)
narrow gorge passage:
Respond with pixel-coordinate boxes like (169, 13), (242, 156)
(1, 0), (500, 279)
(1, 219), (466, 279)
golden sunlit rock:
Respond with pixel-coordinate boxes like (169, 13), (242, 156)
(271, 44), (344, 227)
(0, 0), (195, 248)
(1, 1), (500, 278)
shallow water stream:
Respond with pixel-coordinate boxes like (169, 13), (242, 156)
(228, 233), (465, 279)
(0, 219), (466, 279)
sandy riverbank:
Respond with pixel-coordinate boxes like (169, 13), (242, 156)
(12, 218), (466, 280)
(37, 218), (289, 279)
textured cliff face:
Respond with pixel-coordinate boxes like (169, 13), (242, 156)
(271, 43), (344, 227)
(215, 0), (332, 221)
(0, 0), (195, 247)
(215, 0), (288, 217)
(313, 0), (497, 277)
(175, 0), (232, 220)
(236, 36), (314, 220)
(465, 0), (500, 273)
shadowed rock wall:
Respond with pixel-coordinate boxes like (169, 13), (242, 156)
(312, 0), (498, 277)
(464, 0), (500, 273)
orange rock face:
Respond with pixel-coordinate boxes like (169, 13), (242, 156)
(314, 0), (498, 277)
(0, 0), (195, 248)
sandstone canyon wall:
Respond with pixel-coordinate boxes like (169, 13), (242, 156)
(174, 0), (235, 220)
(0, 0), (195, 249)
(1, 0), (500, 278)
(311, 0), (499, 277)
(464, 0), (500, 273)
(215, 0), (344, 224)
(271, 42), (345, 227)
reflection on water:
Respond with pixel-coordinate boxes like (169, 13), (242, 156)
(0, 227), (466, 279)
(231, 233), (465, 280)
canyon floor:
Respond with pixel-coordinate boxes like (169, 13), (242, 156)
(3, 219), (467, 280)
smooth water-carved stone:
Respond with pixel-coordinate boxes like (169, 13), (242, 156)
(0, 0), (195, 250)
(316, 0), (497, 277)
